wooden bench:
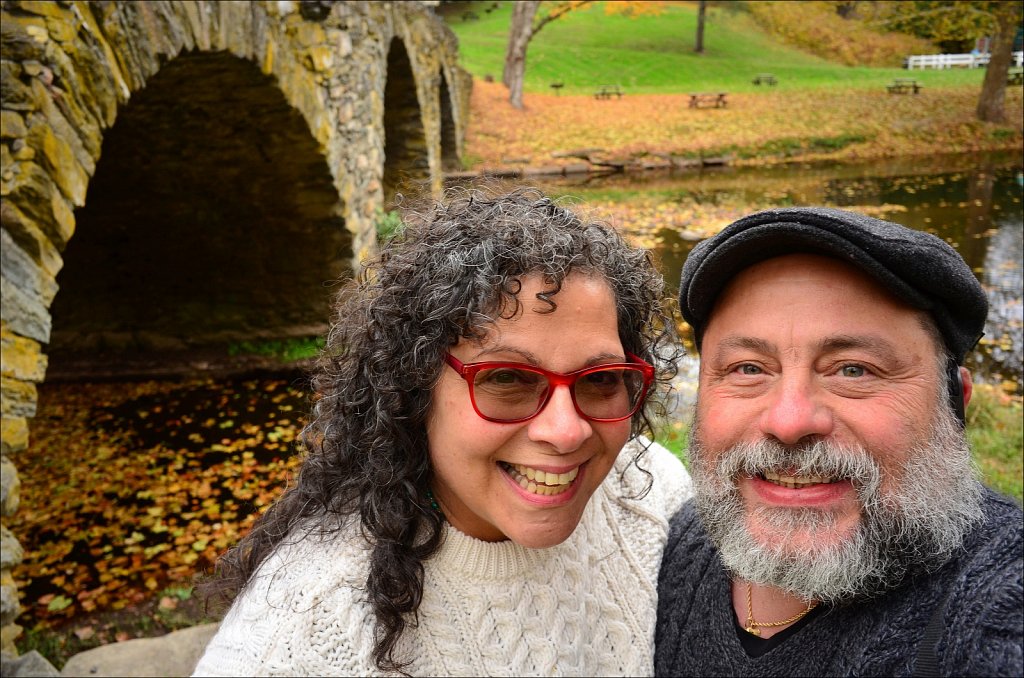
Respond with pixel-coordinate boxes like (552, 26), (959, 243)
(1009, 69), (1024, 86)
(688, 92), (728, 108)
(594, 85), (623, 100)
(887, 78), (921, 94)
(752, 73), (777, 86)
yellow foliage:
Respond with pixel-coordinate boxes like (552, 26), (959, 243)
(603, 1), (667, 18)
(746, 1), (935, 67)
(464, 80), (1023, 170)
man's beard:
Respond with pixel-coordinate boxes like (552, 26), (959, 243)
(688, 401), (984, 603)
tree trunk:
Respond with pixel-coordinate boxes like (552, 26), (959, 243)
(976, 4), (1020, 123)
(695, 1), (706, 53)
(504, 1), (539, 110)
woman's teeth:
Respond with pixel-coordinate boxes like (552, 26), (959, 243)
(502, 463), (579, 496)
(762, 470), (835, 489)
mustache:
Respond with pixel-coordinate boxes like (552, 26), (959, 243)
(695, 437), (883, 499)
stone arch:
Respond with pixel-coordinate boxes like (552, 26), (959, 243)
(48, 50), (347, 358)
(382, 37), (429, 209)
(1, 0), (470, 654)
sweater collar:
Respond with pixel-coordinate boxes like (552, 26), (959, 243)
(428, 479), (611, 579)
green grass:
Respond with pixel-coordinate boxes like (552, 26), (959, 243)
(445, 1), (986, 94)
(227, 336), (324, 362)
(966, 386), (1024, 501)
(656, 385), (1023, 504)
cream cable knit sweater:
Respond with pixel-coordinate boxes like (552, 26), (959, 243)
(193, 440), (690, 677)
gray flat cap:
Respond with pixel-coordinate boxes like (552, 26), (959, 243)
(679, 207), (988, 363)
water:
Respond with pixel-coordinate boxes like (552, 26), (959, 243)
(519, 151), (1024, 398)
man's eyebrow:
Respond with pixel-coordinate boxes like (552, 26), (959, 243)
(713, 336), (777, 355)
(818, 335), (903, 363)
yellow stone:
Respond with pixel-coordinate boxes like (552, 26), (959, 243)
(0, 377), (37, 418)
(293, 22), (326, 48)
(262, 39), (275, 75)
(306, 46), (333, 72)
(0, 622), (24, 655)
(0, 416), (29, 454)
(19, 1), (68, 18)
(0, 330), (46, 382)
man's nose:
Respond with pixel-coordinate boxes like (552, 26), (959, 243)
(527, 385), (592, 453)
(758, 373), (834, 445)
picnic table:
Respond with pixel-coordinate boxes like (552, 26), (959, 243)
(550, 82), (564, 95)
(594, 85), (623, 100)
(887, 78), (921, 94)
(1009, 69), (1024, 85)
(688, 92), (728, 108)
(752, 73), (777, 86)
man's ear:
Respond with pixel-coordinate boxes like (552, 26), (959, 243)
(960, 367), (973, 409)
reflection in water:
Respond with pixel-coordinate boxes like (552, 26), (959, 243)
(510, 151), (1024, 395)
(981, 220), (1024, 391)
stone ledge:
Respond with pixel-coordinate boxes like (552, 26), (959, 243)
(1, 650), (59, 678)
(59, 623), (220, 678)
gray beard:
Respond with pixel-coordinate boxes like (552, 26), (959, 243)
(689, 402), (984, 603)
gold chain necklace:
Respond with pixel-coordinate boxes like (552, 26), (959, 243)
(744, 582), (818, 636)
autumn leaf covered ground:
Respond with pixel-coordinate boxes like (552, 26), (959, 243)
(463, 79), (1023, 173)
(449, 2), (1022, 178)
(11, 377), (308, 666)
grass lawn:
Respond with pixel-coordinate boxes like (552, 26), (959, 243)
(446, 2), (1021, 170)
(445, 1), (988, 95)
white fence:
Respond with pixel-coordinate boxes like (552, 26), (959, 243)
(906, 51), (1024, 70)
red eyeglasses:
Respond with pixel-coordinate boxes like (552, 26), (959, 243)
(445, 352), (655, 424)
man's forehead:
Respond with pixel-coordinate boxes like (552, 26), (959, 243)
(704, 253), (942, 355)
(714, 253), (905, 309)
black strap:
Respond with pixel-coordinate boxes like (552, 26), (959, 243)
(914, 584), (953, 677)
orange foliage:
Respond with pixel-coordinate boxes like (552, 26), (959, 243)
(746, 1), (935, 67)
(10, 378), (306, 630)
(464, 79), (1023, 170)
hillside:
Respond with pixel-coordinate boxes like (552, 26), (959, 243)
(443, 1), (986, 94)
(442, 1), (1020, 171)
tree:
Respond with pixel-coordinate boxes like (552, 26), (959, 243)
(873, 1), (1005, 52)
(976, 1), (1022, 123)
(871, 1), (1022, 123)
(503, 1), (544, 110)
(695, 1), (707, 53)
(502, 1), (664, 109)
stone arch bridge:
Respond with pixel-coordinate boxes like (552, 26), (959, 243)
(0, 0), (470, 650)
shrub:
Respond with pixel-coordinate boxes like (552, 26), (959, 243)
(745, 1), (935, 67)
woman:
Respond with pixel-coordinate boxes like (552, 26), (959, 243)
(195, 187), (690, 676)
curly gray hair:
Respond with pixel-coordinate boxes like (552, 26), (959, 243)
(204, 186), (679, 673)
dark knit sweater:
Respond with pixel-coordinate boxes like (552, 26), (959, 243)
(655, 487), (1024, 677)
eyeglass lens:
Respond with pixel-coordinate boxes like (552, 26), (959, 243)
(471, 366), (645, 421)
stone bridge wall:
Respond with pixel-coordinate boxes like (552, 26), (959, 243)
(0, 0), (470, 652)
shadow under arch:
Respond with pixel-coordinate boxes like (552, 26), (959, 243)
(382, 38), (429, 209)
(47, 51), (349, 373)
(439, 69), (460, 173)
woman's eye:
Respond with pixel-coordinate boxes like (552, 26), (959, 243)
(488, 370), (523, 385)
(736, 364), (762, 376)
(478, 368), (539, 387)
(840, 364), (867, 378)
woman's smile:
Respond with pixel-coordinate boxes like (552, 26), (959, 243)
(500, 461), (584, 498)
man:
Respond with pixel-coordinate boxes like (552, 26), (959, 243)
(655, 208), (1023, 677)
